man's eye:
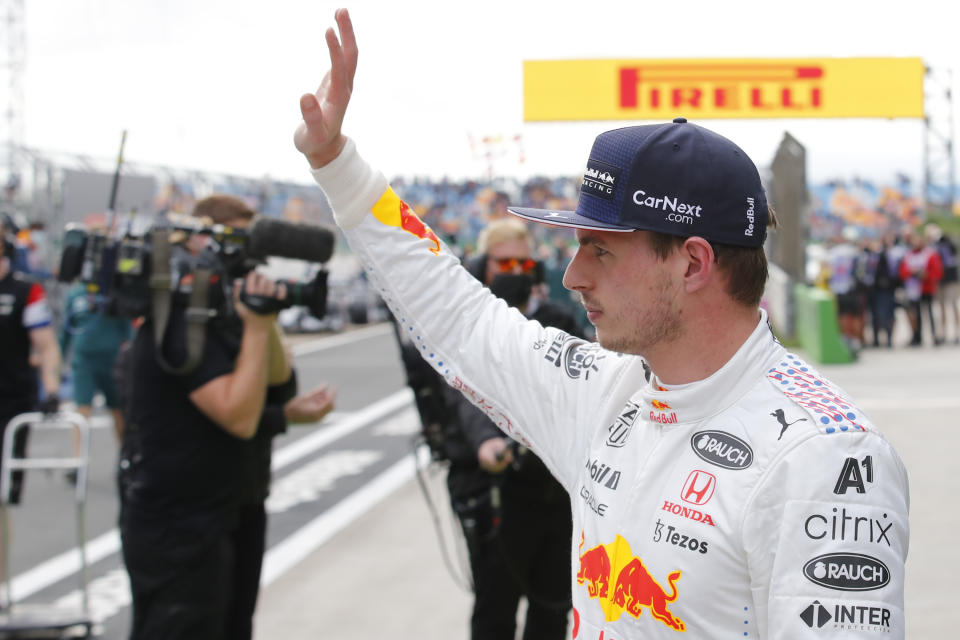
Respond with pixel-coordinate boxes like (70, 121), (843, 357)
(594, 246), (609, 257)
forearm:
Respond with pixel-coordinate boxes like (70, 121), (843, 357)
(39, 341), (61, 396)
(30, 327), (62, 396)
(221, 324), (271, 438)
(266, 321), (291, 385)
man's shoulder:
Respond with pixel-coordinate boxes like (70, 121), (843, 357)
(762, 353), (874, 436)
(0, 272), (36, 297)
(719, 352), (884, 466)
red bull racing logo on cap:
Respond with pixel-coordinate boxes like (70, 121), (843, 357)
(372, 188), (441, 255)
(576, 531), (686, 632)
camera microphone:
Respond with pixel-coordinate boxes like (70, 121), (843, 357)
(247, 217), (336, 263)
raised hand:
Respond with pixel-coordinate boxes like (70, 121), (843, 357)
(294, 8), (358, 169)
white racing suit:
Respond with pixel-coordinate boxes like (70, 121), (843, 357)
(311, 139), (909, 639)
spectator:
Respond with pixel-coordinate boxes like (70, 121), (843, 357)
(863, 233), (900, 348)
(899, 228), (943, 346)
(0, 222), (61, 512)
(826, 227), (864, 351)
(926, 223), (959, 344)
(59, 281), (133, 444)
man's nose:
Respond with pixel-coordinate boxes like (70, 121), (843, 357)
(562, 249), (587, 292)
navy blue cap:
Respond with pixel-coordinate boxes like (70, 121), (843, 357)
(509, 120), (769, 248)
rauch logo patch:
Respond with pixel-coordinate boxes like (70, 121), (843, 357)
(802, 553), (890, 591)
(690, 430), (753, 470)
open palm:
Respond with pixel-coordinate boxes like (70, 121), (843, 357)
(294, 8), (358, 168)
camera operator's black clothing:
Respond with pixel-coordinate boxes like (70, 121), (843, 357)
(448, 392), (572, 640)
(119, 314), (294, 640)
(227, 374), (296, 640)
(120, 315), (241, 639)
(435, 301), (580, 640)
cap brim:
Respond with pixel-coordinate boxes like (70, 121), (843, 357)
(507, 207), (634, 232)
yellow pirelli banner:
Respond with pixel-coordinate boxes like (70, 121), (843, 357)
(523, 58), (925, 121)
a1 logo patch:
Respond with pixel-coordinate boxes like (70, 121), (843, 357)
(834, 455), (874, 495)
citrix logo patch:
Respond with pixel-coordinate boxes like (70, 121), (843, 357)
(804, 506), (892, 546)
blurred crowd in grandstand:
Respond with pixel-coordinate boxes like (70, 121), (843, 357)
(803, 177), (958, 352)
(4, 171), (959, 351)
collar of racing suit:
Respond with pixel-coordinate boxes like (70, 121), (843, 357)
(640, 308), (778, 426)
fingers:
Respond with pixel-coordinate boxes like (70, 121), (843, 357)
(312, 384), (336, 405)
(335, 8), (358, 83)
(244, 271), (277, 297)
(324, 26), (342, 70)
(299, 92), (324, 127)
(295, 9), (355, 167)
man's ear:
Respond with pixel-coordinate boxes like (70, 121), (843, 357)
(681, 237), (715, 294)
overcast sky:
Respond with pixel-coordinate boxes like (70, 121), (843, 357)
(19, 0), (959, 188)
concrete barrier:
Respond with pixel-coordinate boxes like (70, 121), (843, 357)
(793, 284), (854, 364)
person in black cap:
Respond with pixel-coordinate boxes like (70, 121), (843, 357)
(294, 10), (909, 639)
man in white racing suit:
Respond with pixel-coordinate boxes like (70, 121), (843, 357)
(292, 10), (909, 639)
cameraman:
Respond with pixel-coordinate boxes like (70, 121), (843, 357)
(118, 192), (334, 639)
(188, 194), (335, 639)
(119, 263), (286, 638)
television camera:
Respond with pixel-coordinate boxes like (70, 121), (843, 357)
(57, 214), (336, 373)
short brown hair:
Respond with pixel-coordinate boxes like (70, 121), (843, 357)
(191, 195), (256, 225)
(647, 207), (778, 307)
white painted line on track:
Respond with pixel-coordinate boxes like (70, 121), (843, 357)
(8, 389), (415, 603)
(291, 323), (393, 356)
(270, 389), (413, 471)
(9, 529), (121, 604)
(260, 445), (430, 587)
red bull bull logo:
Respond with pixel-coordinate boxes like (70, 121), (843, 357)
(577, 532), (686, 632)
(371, 188), (441, 255)
(650, 399), (678, 423)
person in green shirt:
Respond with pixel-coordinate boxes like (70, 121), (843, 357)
(60, 281), (133, 446)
